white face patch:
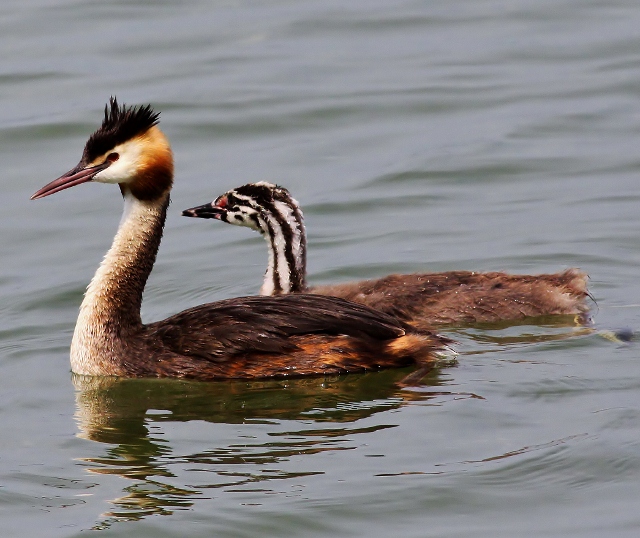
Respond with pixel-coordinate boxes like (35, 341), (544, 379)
(222, 191), (262, 231)
(234, 206), (262, 231)
(92, 138), (144, 185)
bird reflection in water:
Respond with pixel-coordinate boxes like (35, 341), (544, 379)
(70, 316), (588, 529)
(71, 369), (473, 528)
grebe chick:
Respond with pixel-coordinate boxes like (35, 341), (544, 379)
(182, 182), (590, 328)
(31, 99), (451, 380)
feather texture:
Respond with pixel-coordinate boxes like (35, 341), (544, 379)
(183, 182), (590, 328)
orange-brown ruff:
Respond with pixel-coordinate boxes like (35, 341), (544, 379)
(183, 182), (590, 329)
(31, 99), (451, 380)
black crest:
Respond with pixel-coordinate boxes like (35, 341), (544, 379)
(82, 97), (160, 163)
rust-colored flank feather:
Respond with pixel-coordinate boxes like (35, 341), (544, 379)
(182, 182), (590, 329)
(30, 99), (451, 381)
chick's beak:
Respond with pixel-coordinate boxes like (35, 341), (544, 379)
(181, 202), (226, 220)
(31, 161), (111, 200)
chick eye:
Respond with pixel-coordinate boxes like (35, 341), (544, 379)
(106, 152), (119, 163)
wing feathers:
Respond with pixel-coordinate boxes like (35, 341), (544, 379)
(146, 294), (410, 361)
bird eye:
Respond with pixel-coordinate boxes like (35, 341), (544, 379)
(106, 152), (119, 163)
(215, 196), (228, 209)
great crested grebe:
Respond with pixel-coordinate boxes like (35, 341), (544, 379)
(31, 99), (452, 380)
(182, 182), (590, 328)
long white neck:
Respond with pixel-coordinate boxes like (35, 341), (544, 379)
(70, 190), (169, 375)
(258, 198), (307, 295)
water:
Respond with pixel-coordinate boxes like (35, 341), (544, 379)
(1, 0), (640, 536)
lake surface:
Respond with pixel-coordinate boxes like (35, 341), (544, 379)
(1, 0), (640, 536)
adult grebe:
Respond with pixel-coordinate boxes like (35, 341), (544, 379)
(31, 100), (451, 380)
(182, 182), (590, 328)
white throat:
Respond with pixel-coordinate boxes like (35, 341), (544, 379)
(70, 190), (168, 375)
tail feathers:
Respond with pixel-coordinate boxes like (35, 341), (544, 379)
(557, 268), (589, 300)
(534, 268), (590, 315)
(386, 331), (456, 368)
(385, 331), (456, 386)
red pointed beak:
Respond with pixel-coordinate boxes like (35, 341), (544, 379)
(31, 161), (110, 200)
